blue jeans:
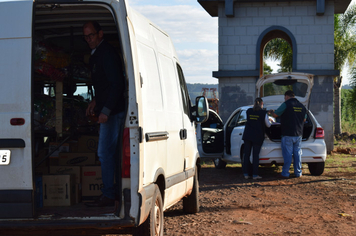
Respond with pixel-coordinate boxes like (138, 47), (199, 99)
(243, 140), (262, 177)
(97, 111), (125, 199)
(281, 136), (302, 177)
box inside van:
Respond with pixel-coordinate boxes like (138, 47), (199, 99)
(0, 0), (208, 235)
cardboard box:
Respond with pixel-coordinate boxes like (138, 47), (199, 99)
(50, 166), (81, 184)
(81, 166), (102, 201)
(58, 152), (96, 166)
(77, 135), (99, 153)
(49, 142), (70, 158)
(42, 175), (75, 206)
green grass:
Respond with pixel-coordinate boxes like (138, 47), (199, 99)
(341, 121), (356, 134)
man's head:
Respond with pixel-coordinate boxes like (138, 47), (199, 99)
(83, 21), (104, 49)
(284, 90), (295, 101)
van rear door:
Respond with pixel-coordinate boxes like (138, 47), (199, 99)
(0, 0), (34, 218)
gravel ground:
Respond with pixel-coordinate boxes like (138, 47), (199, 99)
(163, 150), (356, 236)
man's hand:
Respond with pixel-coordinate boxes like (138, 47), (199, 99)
(97, 113), (108, 123)
(86, 100), (96, 116)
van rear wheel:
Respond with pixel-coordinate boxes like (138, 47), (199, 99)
(133, 184), (163, 236)
(308, 162), (325, 176)
(183, 167), (200, 214)
(213, 158), (227, 169)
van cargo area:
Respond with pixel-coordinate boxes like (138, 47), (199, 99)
(33, 3), (127, 220)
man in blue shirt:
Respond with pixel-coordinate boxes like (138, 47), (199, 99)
(269, 90), (306, 178)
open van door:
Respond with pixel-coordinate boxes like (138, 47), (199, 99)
(0, 0), (34, 218)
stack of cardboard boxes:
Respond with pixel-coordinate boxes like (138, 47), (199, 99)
(36, 135), (102, 207)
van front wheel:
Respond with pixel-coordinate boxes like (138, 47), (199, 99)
(308, 162), (325, 176)
(133, 184), (163, 236)
(183, 167), (200, 214)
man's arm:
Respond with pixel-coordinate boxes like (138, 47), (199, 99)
(268, 103), (286, 118)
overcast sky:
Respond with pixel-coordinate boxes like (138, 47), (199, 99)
(127, 0), (352, 86)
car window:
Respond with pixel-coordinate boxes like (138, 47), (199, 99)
(227, 111), (240, 128)
(227, 109), (247, 128)
(236, 110), (247, 126)
(262, 81), (308, 97)
(201, 111), (223, 129)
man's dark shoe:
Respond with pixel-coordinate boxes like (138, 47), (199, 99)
(85, 194), (115, 207)
(277, 174), (289, 179)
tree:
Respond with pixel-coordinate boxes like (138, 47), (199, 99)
(333, 5), (356, 135)
(264, 38), (292, 73)
(263, 62), (273, 75)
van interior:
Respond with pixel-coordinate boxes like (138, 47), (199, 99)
(32, 3), (125, 218)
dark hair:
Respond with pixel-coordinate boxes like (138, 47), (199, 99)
(253, 98), (263, 111)
(84, 21), (102, 32)
(284, 90), (295, 97)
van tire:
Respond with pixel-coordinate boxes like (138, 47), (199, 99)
(308, 162), (325, 176)
(213, 158), (227, 169)
(133, 184), (163, 236)
(183, 167), (200, 214)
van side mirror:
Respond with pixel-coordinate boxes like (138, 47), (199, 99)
(194, 96), (209, 123)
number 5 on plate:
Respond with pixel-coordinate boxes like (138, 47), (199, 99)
(0, 150), (11, 165)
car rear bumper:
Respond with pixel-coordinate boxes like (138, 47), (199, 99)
(259, 139), (327, 164)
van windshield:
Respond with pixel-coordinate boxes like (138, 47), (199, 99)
(262, 81), (308, 97)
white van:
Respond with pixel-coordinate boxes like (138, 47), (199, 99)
(0, 0), (208, 235)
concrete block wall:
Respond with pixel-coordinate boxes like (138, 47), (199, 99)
(218, 1), (335, 71)
(217, 1), (335, 151)
(219, 77), (255, 121)
(309, 76), (334, 151)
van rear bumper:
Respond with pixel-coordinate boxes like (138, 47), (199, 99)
(0, 190), (33, 219)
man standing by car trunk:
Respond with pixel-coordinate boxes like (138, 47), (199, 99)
(269, 90), (306, 178)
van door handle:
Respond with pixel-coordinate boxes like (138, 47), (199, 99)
(180, 129), (187, 140)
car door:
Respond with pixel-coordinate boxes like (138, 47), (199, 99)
(196, 110), (224, 159)
(224, 109), (247, 162)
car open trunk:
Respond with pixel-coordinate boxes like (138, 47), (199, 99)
(265, 112), (314, 142)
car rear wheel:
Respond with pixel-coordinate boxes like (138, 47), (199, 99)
(308, 162), (325, 176)
(213, 158), (227, 169)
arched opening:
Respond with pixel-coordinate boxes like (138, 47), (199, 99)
(256, 26), (297, 78)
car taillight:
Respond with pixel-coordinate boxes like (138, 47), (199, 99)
(122, 128), (130, 178)
(315, 127), (324, 139)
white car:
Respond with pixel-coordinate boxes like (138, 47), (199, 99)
(197, 72), (327, 176)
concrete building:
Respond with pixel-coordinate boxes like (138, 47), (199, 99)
(198, 0), (351, 151)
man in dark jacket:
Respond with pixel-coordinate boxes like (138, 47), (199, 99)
(83, 21), (125, 207)
(269, 90), (306, 178)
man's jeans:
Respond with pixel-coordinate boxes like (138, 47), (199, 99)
(281, 136), (302, 177)
(98, 111), (125, 199)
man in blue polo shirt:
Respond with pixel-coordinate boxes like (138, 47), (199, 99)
(269, 90), (306, 178)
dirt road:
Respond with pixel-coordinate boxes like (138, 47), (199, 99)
(164, 152), (356, 236)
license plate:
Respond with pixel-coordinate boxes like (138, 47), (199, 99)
(0, 150), (11, 165)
